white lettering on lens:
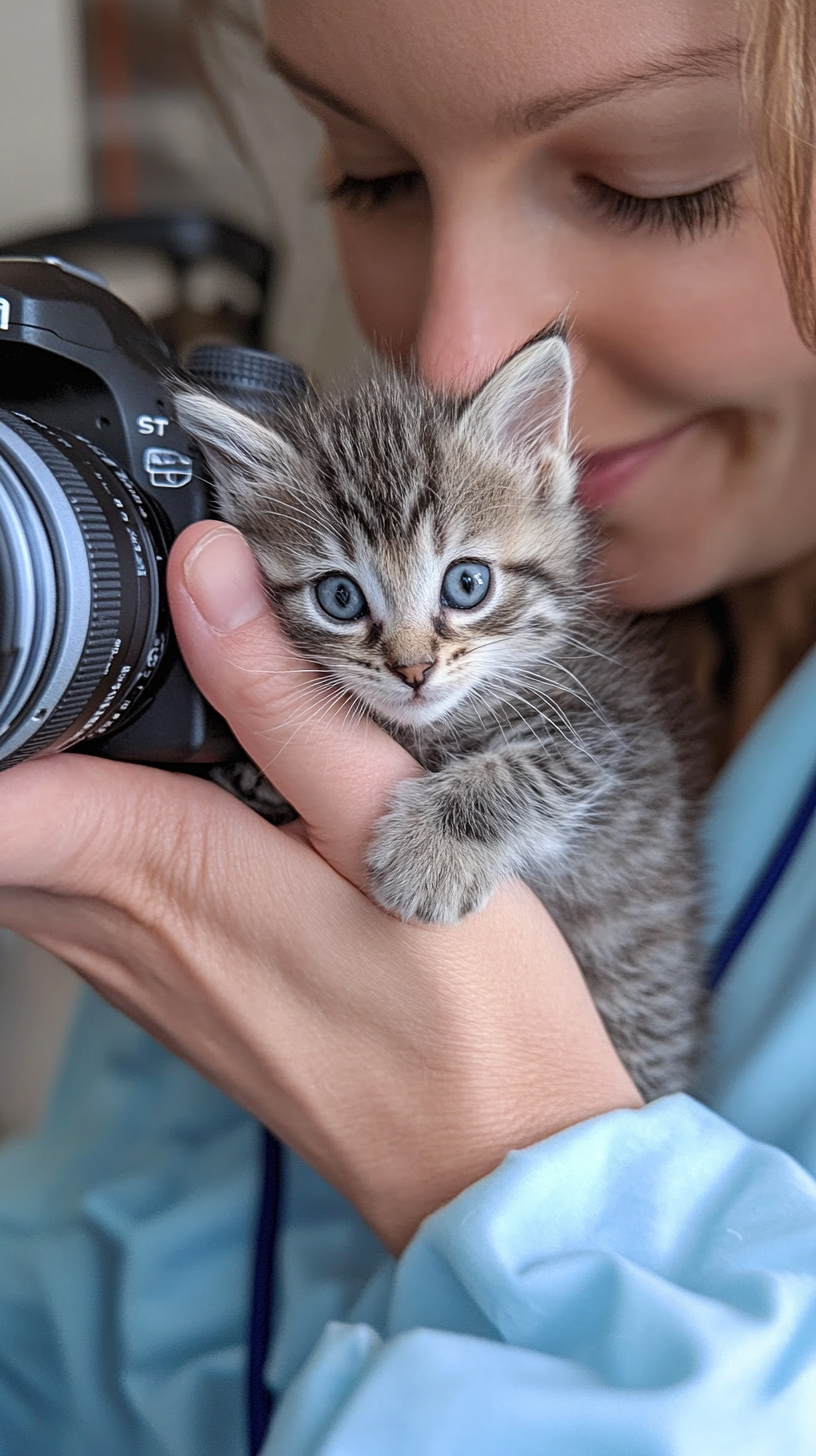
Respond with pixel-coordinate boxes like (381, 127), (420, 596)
(0, 299), (10, 330)
(137, 415), (170, 436)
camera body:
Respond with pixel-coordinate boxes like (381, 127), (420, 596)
(0, 257), (301, 769)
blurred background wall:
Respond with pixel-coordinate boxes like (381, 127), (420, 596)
(0, 0), (364, 1138)
(0, 0), (90, 239)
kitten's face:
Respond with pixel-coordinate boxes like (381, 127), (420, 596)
(176, 337), (586, 730)
(246, 457), (583, 731)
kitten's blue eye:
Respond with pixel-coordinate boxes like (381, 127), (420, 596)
(441, 561), (491, 609)
(315, 574), (367, 621)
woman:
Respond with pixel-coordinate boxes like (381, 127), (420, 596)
(2, 0), (816, 1449)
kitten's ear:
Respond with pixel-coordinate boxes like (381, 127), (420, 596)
(172, 387), (300, 518)
(457, 335), (573, 463)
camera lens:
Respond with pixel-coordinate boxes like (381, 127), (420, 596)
(0, 409), (167, 768)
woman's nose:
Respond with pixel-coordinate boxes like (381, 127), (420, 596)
(412, 202), (572, 395)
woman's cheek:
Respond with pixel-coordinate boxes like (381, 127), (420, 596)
(591, 226), (810, 410)
(332, 209), (430, 356)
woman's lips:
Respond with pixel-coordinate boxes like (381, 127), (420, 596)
(577, 421), (696, 511)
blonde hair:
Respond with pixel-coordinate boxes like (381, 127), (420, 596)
(746, 0), (816, 347)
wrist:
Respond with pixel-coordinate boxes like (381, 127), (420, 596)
(350, 1057), (643, 1256)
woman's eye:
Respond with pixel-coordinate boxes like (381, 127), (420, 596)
(315, 574), (368, 621)
(441, 561), (491, 609)
(324, 170), (423, 214)
(579, 175), (741, 240)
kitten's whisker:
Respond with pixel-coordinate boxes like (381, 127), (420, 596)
(259, 690), (352, 763)
(498, 692), (549, 749)
(225, 666), (322, 683)
(507, 672), (598, 720)
(542, 649), (613, 702)
(509, 680), (604, 756)
(558, 631), (622, 668)
(479, 700), (511, 748)
(257, 500), (327, 529)
(498, 667), (599, 723)
(339, 694), (370, 740)
(251, 683), (350, 737)
(502, 685), (600, 763)
(538, 662), (614, 731)
(236, 492), (329, 531)
(507, 681), (579, 737)
(511, 663), (608, 725)
(255, 702), (345, 742)
(304, 689), (375, 753)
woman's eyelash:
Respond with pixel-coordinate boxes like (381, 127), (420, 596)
(323, 170), (423, 214)
(324, 167), (741, 241)
(580, 176), (741, 240)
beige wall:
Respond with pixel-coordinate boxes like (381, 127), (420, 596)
(0, 0), (90, 241)
(0, 0), (89, 1136)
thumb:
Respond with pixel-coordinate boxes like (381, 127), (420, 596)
(169, 522), (421, 886)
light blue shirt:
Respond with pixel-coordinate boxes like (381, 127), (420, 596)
(2, 641), (816, 1454)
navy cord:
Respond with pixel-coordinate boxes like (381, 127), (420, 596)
(708, 759), (816, 990)
(247, 1128), (281, 1456)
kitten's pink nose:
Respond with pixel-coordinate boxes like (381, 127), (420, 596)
(390, 659), (436, 689)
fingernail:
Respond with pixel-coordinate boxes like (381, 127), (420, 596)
(182, 526), (268, 634)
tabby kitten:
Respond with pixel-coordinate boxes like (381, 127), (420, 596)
(174, 337), (706, 1100)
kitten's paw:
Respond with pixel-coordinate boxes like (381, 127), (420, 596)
(367, 774), (502, 924)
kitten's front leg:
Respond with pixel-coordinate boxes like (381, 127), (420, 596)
(368, 745), (602, 924)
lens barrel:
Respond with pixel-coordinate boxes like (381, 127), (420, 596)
(0, 410), (166, 767)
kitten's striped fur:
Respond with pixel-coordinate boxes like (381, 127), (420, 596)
(175, 338), (706, 1100)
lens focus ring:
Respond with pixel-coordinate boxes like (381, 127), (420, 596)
(0, 411), (163, 766)
(6, 420), (121, 755)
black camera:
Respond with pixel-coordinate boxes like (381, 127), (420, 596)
(0, 256), (304, 770)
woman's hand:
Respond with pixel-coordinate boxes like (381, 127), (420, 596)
(0, 523), (640, 1253)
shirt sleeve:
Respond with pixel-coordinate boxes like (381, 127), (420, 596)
(264, 1093), (816, 1455)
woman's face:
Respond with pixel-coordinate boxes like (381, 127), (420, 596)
(265, 0), (816, 609)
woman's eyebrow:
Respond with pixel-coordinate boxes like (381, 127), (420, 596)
(264, 39), (741, 133)
(508, 41), (741, 133)
(265, 45), (374, 124)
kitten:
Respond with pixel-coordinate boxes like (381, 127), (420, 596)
(174, 337), (706, 1100)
